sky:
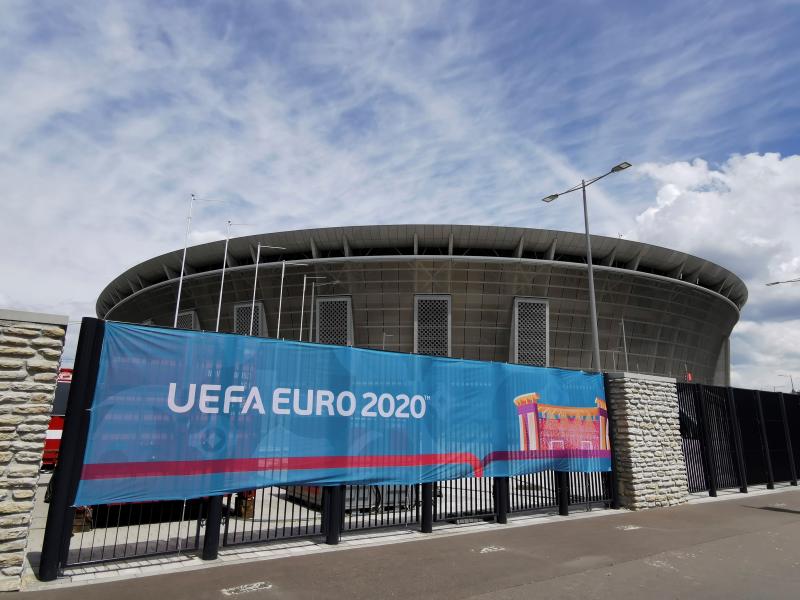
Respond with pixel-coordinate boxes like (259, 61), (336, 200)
(0, 0), (799, 391)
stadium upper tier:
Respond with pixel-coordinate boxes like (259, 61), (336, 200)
(97, 225), (746, 384)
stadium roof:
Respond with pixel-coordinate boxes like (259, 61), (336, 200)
(97, 224), (748, 317)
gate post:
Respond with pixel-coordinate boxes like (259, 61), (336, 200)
(420, 482), (433, 533)
(778, 393), (798, 486)
(494, 477), (509, 524)
(39, 318), (105, 582)
(726, 388), (748, 493)
(755, 391), (775, 489)
(696, 385), (717, 497)
(556, 471), (569, 516)
(201, 496), (224, 560)
(323, 486), (344, 545)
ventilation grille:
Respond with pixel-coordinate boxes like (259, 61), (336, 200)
(317, 298), (351, 346)
(415, 296), (450, 356)
(175, 310), (198, 331)
(233, 303), (266, 336)
(515, 299), (548, 366)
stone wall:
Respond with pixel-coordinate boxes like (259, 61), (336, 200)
(0, 309), (67, 591)
(607, 372), (689, 510)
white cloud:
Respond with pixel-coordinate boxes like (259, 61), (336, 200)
(630, 153), (800, 391)
(0, 2), (798, 390)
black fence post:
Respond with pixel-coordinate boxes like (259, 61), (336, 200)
(494, 477), (509, 524)
(421, 482), (433, 533)
(726, 388), (748, 493)
(557, 471), (569, 516)
(39, 318), (105, 582)
(324, 486), (344, 545)
(602, 374), (621, 509)
(696, 385), (718, 497)
(778, 393), (798, 486)
(755, 391), (775, 489)
(201, 496), (224, 560)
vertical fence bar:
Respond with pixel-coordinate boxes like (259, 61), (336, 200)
(40, 318), (105, 582)
(557, 472), (569, 516)
(696, 385), (717, 497)
(324, 486), (344, 545)
(201, 496), (223, 560)
(778, 393), (798, 486)
(755, 391), (775, 489)
(726, 388), (748, 493)
(494, 477), (508, 524)
(421, 482), (433, 533)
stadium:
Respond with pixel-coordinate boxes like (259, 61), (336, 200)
(96, 224), (747, 385)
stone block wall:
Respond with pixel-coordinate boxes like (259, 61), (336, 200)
(0, 309), (67, 591)
(607, 372), (689, 510)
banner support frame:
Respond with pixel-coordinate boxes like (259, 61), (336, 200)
(39, 318), (105, 581)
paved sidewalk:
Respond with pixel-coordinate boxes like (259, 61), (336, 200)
(22, 487), (800, 599)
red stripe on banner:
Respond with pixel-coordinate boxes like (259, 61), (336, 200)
(481, 449), (611, 467)
(81, 452), (484, 481)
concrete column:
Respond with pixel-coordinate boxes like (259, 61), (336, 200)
(606, 372), (689, 510)
(0, 309), (67, 591)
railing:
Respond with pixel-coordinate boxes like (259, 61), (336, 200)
(64, 499), (202, 566)
(677, 384), (800, 495)
(435, 477), (494, 522)
(58, 471), (612, 569)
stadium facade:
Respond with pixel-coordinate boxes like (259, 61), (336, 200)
(96, 225), (747, 385)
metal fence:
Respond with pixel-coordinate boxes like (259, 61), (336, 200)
(58, 469), (612, 569)
(64, 500), (203, 566)
(677, 383), (799, 495)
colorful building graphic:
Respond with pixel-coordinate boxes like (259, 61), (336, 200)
(514, 393), (609, 453)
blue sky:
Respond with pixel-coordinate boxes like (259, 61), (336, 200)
(1, 0), (799, 389)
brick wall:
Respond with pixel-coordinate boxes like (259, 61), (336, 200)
(607, 372), (689, 510)
(0, 310), (67, 591)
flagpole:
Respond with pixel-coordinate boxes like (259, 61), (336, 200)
(299, 275), (307, 341)
(215, 220), (232, 333)
(249, 243), (286, 336)
(173, 194), (195, 328)
(277, 261), (286, 338)
(249, 243), (262, 336)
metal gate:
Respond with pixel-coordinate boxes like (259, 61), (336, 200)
(64, 499), (202, 566)
(678, 384), (800, 496)
(677, 384), (740, 494)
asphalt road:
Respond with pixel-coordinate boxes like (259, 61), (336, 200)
(23, 489), (800, 599)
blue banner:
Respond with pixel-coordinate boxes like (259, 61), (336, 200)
(74, 322), (610, 505)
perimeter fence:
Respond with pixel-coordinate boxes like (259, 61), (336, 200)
(677, 383), (799, 495)
(59, 470), (613, 568)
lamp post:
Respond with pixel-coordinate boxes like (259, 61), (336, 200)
(276, 262), (309, 339)
(249, 243), (286, 336)
(173, 194), (225, 328)
(215, 220), (251, 333)
(541, 161), (632, 372)
(299, 275), (325, 341)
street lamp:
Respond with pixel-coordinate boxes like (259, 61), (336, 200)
(276, 262), (309, 339)
(299, 275), (325, 341)
(249, 243), (286, 336)
(541, 161), (632, 372)
(215, 220), (251, 332)
(173, 194), (225, 328)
